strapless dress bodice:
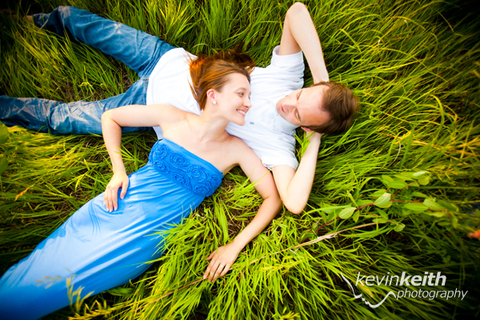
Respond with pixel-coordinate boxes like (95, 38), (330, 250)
(149, 139), (223, 197)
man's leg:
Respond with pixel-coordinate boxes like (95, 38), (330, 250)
(0, 79), (149, 135)
(1, 6), (175, 134)
(32, 6), (174, 77)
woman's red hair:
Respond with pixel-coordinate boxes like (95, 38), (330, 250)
(189, 50), (255, 110)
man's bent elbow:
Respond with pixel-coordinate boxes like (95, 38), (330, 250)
(284, 199), (306, 215)
(288, 2), (309, 16)
(286, 2), (311, 21)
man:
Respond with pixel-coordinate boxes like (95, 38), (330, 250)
(0, 3), (359, 214)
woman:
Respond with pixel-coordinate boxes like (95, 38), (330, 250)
(0, 54), (281, 320)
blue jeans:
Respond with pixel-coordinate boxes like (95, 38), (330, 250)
(0, 6), (175, 134)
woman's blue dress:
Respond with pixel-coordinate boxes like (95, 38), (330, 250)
(0, 139), (223, 320)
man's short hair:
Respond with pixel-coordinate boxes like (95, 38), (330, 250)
(306, 81), (360, 134)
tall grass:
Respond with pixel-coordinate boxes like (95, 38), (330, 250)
(0, 0), (479, 319)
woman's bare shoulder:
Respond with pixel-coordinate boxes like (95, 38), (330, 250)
(154, 104), (190, 127)
(226, 135), (254, 158)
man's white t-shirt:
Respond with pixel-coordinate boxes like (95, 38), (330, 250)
(146, 46), (304, 169)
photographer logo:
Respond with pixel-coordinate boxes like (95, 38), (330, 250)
(341, 272), (468, 308)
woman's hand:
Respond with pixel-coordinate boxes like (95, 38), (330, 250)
(103, 171), (129, 212)
(203, 242), (241, 282)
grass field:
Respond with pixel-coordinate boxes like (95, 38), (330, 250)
(0, 0), (479, 319)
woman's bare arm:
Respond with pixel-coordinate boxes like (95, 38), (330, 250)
(101, 104), (181, 211)
(204, 140), (282, 282)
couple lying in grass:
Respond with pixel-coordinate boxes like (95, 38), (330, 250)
(0, 3), (358, 319)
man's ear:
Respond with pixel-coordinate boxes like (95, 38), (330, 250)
(301, 127), (313, 133)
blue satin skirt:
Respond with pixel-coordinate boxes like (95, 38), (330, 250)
(0, 160), (206, 319)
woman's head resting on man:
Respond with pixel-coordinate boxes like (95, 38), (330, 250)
(190, 50), (254, 126)
(190, 50), (360, 133)
(205, 70), (251, 126)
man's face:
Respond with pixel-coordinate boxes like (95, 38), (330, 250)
(276, 85), (331, 128)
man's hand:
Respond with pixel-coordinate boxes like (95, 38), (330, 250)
(302, 127), (323, 142)
(103, 171), (129, 212)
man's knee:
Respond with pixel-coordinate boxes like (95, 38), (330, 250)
(48, 101), (103, 135)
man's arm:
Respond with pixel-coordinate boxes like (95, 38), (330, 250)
(279, 2), (329, 83)
(272, 3), (327, 214)
(272, 132), (321, 214)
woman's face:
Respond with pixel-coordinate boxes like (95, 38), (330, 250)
(215, 73), (252, 126)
